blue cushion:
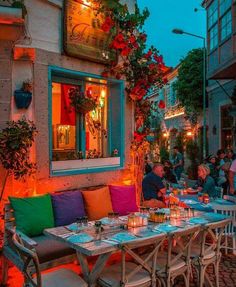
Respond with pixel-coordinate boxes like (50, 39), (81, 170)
(51, 190), (86, 226)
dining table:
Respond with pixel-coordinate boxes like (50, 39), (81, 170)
(44, 210), (230, 287)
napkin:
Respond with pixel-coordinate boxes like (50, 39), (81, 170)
(109, 232), (137, 243)
(188, 217), (209, 225)
(153, 224), (178, 233)
(67, 233), (94, 243)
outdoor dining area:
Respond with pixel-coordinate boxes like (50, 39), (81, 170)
(2, 180), (236, 287)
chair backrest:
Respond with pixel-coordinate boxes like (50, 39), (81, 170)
(223, 195), (236, 203)
(213, 203), (236, 235)
(3, 203), (15, 243)
(197, 218), (231, 258)
(161, 225), (200, 274)
(12, 233), (41, 287)
(119, 233), (167, 286)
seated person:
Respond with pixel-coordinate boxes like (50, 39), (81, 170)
(142, 164), (166, 208)
(196, 164), (217, 198)
(206, 154), (218, 184)
(163, 160), (177, 183)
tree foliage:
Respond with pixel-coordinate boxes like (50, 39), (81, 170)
(173, 48), (203, 124)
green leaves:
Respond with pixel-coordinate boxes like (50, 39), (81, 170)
(0, 118), (37, 180)
(173, 48), (204, 124)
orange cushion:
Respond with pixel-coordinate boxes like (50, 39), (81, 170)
(81, 186), (113, 220)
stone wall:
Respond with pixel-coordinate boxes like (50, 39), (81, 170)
(0, 0), (135, 198)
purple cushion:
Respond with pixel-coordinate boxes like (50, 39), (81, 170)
(51, 190), (85, 226)
(109, 185), (138, 216)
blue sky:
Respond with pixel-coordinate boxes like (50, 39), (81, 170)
(137, 0), (206, 67)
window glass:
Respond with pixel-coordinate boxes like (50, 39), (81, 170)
(219, 0), (231, 16)
(209, 24), (218, 50)
(52, 80), (108, 161)
(208, 0), (218, 28)
(220, 10), (232, 41)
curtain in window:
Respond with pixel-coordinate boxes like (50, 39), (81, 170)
(60, 84), (76, 125)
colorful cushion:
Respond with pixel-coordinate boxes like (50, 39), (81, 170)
(81, 187), (113, 220)
(51, 190), (85, 226)
(109, 185), (138, 215)
(9, 194), (54, 237)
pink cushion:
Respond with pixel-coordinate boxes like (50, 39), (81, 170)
(109, 185), (138, 215)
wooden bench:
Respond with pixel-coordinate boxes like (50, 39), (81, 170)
(2, 202), (77, 286)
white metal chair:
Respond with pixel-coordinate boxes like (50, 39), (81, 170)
(212, 203), (236, 255)
(155, 225), (200, 287)
(190, 218), (231, 287)
(98, 233), (166, 287)
(12, 232), (87, 287)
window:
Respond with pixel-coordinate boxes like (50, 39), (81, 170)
(209, 24), (218, 50)
(49, 66), (125, 175)
(219, 0), (231, 16)
(220, 9), (232, 41)
(208, 0), (218, 28)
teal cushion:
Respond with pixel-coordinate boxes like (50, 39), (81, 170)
(9, 194), (55, 237)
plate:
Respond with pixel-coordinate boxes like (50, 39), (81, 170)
(67, 233), (94, 243)
(188, 217), (208, 225)
(153, 224), (178, 233)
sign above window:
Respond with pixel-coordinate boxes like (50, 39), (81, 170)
(64, 0), (116, 63)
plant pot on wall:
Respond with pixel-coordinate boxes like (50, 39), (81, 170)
(14, 90), (32, 109)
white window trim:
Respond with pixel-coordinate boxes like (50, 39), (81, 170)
(52, 157), (121, 172)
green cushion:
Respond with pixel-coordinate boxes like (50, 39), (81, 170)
(9, 194), (55, 237)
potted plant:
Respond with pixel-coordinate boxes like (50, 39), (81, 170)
(14, 80), (32, 109)
(0, 117), (38, 202)
(69, 87), (98, 114)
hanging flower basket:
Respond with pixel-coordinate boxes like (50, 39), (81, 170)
(69, 87), (97, 114)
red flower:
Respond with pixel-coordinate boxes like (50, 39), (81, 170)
(115, 73), (122, 80)
(134, 131), (146, 143)
(139, 33), (147, 42)
(158, 100), (165, 109)
(163, 77), (168, 84)
(101, 16), (114, 33)
(116, 33), (124, 42)
(121, 46), (132, 56)
(149, 63), (157, 71)
(144, 49), (152, 59)
(154, 54), (163, 64)
(101, 71), (109, 78)
(129, 35), (136, 44)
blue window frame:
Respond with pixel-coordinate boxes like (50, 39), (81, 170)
(48, 66), (125, 176)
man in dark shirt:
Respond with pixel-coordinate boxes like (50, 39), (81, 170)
(142, 164), (166, 208)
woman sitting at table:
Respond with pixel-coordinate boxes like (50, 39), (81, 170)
(196, 164), (217, 198)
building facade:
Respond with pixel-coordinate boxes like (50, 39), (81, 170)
(202, 0), (236, 153)
(0, 0), (135, 197)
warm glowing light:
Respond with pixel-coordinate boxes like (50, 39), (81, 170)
(163, 132), (168, 138)
(186, 131), (193, 137)
(101, 89), (106, 98)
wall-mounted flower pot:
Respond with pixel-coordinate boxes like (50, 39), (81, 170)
(14, 90), (32, 109)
